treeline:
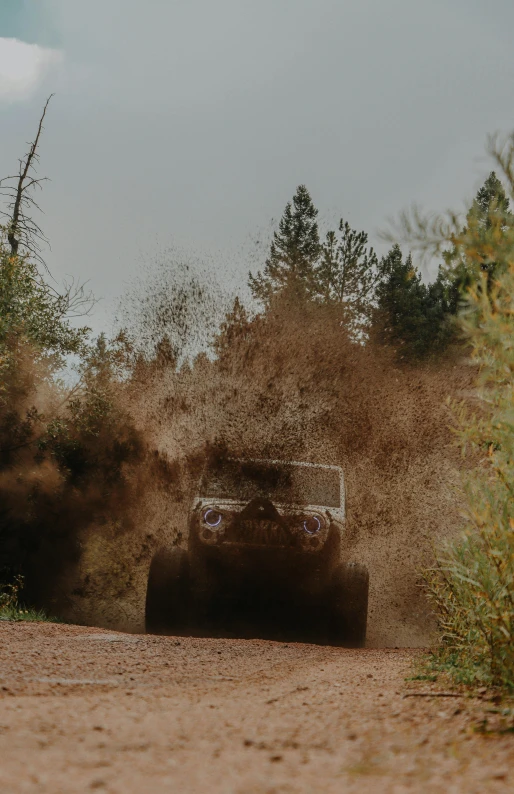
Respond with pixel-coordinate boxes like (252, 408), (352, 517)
(219, 172), (508, 361)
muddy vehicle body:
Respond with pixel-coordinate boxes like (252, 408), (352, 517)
(146, 459), (369, 646)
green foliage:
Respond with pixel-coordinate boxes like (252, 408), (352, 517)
(419, 145), (514, 690)
(474, 171), (511, 224)
(376, 171), (514, 361)
(39, 333), (142, 484)
(445, 171), (514, 299)
(0, 232), (91, 471)
(249, 185), (320, 303)
(0, 111), (168, 621)
(247, 187), (464, 353)
(0, 229), (89, 365)
(0, 230), (146, 610)
(314, 218), (379, 334)
(0, 576), (56, 622)
(373, 244), (456, 359)
(0, 325), (146, 610)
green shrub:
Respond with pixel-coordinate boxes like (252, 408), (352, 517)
(418, 137), (514, 689)
(0, 231), (155, 613)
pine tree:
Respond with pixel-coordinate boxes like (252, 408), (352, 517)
(248, 185), (320, 304)
(213, 296), (252, 359)
(374, 245), (454, 359)
(446, 171), (514, 296)
(314, 218), (379, 333)
(473, 171), (511, 227)
(374, 175), (514, 361)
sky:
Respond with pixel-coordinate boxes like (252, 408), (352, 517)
(1, 0), (514, 333)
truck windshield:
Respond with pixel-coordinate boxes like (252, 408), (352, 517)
(201, 461), (342, 508)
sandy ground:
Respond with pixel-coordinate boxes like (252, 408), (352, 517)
(0, 623), (513, 794)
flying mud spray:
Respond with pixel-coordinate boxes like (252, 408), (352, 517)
(46, 255), (472, 647)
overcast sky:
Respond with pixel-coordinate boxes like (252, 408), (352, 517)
(1, 0), (514, 333)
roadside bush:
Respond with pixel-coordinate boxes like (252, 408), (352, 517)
(416, 137), (514, 689)
(0, 231), (173, 616)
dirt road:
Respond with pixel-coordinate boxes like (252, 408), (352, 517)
(0, 623), (513, 793)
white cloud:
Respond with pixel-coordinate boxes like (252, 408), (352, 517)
(0, 38), (63, 101)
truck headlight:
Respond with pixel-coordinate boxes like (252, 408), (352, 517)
(302, 515), (322, 535)
(203, 508), (223, 528)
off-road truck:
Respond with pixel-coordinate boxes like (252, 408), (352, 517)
(145, 458), (369, 646)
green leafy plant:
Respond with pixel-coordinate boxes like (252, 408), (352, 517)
(0, 575), (55, 622)
(397, 136), (514, 689)
(425, 263), (514, 688)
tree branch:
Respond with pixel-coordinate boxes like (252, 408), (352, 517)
(5, 95), (54, 266)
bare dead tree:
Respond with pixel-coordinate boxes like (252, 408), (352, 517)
(0, 95), (54, 267)
(0, 96), (96, 317)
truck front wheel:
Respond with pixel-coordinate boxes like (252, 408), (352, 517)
(329, 562), (369, 648)
(145, 547), (190, 635)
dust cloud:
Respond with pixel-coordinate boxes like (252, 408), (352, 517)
(64, 269), (472, 648)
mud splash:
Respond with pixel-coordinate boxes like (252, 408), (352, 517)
(68, 279), (472, 647)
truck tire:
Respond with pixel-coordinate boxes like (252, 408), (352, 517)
(329, 562), (369, 648)
(145, 547), (190, 635)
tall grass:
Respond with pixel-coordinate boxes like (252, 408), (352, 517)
(0, 576), (56, 622)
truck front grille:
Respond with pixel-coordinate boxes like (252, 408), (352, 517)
(225, 519), (294, 547)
